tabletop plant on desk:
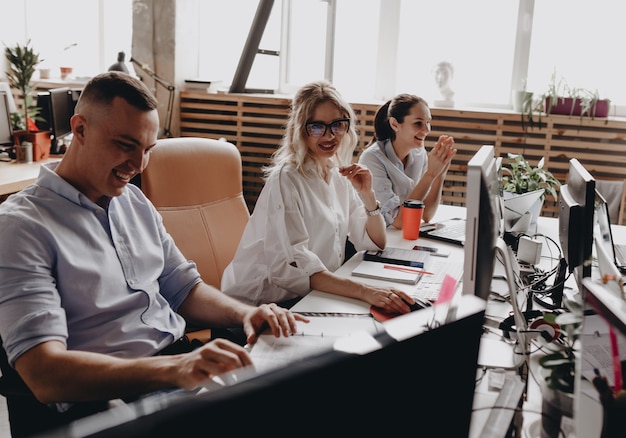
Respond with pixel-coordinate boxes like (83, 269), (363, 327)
(536, 296), (582, 438)
(501, 153), (561, 234)
(4, 40), (50, 161)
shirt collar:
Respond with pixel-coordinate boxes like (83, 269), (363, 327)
(380, 139), (404, 166)
(40, 162), (109, 210)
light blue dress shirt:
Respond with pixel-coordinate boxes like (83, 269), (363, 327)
(0, 163), (201, 366)
(358, 139), (428, 226)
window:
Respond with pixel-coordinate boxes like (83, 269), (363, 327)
(5, 1), (624, 115)
(2, 0), (133, 80)
(196, 0), (625, 115)
(529, 0), (626, 112)
(198, 0), (282, 92)
(395, 0), (518, 107)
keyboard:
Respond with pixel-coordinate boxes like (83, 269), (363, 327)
(412, 259), (464, 301)
(615, 244), (626, 267)
(420, 218), (466, 246)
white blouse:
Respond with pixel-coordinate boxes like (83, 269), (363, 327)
(359, 139), (428, 226)
(221, 161), (381, 305)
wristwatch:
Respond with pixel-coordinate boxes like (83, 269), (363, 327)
(365, 200), (382, 216)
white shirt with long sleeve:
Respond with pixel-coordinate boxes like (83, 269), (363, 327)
(221, 161), (382, 305)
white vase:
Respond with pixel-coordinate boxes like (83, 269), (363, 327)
(502, 189), (545, 234)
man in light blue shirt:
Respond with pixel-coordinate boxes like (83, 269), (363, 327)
(0, 72), (305, 436)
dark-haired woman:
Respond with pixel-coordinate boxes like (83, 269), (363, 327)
(358, 94), (456, 228)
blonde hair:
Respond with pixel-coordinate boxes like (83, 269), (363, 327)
(265, 80), (358, 178)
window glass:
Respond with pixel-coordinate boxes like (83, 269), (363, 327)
(528, 0), (626, 109)
(396, 0), (518, 108)
(198, 0), (281, 92)
(282, 0), (327, 90)
(332, 0), (379, 101)
(23, 0), (131, 79)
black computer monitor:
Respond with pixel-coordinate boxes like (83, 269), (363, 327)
(463, 145), (502, 300)
(558, 158), (595, 290)
(49, 87), (74, 153)
(37, 87), (74, 154)
(0, 91), (13, 147)
(47, 296), (486, 437)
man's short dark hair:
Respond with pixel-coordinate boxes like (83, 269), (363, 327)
(76, 71), (158, 112)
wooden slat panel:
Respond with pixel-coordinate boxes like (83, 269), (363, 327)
(180, 92), (626, 224)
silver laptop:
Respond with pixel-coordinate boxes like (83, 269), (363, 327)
(595, 191), (626, 274)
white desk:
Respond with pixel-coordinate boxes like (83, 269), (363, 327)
(0, 156), (62, 196)
(291, 204), (466, 314)
(290, 205), (608, 438)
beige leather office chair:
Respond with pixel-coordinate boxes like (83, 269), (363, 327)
(596, 179), (626, 225)
(141, 137), (250, 289)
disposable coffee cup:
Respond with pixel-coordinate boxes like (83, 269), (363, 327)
(402, 199), (424, 240)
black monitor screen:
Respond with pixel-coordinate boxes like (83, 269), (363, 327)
(558, 158), (595, 287)
(0, 92), (12, 146)
(47, 297), (486, 437)
(463, 145), (499, 301)
(48, 87), (73, 151)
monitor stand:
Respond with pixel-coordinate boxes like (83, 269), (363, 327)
(477, 238), (530, 382)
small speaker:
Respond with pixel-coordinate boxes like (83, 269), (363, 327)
(517, 235), (542, 265)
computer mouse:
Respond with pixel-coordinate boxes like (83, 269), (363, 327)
(406, 297), (432, 312)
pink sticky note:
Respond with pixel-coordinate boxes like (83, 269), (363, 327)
(435, 274), (457, 305)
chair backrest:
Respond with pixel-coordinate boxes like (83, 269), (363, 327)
(141, 137), (250, 288)
(596, 179), (626, 225)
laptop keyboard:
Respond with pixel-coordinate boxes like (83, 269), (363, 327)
(615, 244), (626, 266)
(427, 221), (466, 242)
(412, 259), (464, 301)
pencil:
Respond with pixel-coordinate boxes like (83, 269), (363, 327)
(383, 265), (433, 275)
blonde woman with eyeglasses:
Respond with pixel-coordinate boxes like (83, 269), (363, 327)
(222, 81), (416, 314)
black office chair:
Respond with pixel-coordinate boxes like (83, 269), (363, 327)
(0, 338), (109, 437)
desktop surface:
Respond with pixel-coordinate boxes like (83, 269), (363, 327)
(0, 156), (62, 196)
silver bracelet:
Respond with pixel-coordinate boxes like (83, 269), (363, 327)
(365, 200), (382, 216)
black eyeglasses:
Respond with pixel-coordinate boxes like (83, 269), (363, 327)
(305, 118), (350, 137)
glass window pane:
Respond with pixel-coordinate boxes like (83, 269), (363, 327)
(21, 0), (131, 79)
(332, 0), (379, 101)
(529, 1), (626, 107)
(396, 0), (518, 107)
(283, 0), (326, 88)
(199, 0), (281, 91)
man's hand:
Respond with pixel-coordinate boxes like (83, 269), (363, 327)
(242, 303), (309, 345)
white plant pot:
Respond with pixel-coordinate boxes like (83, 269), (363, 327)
(502, 189), (544, 234)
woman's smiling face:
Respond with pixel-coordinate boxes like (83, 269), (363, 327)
(304, 100), (347, 165)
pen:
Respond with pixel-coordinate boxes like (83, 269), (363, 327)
(383, 265), (433, 275)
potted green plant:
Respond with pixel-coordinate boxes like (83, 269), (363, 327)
(4, 40), (51, 161)
(501, 153), (561, 233)
(537, 296), (582, 437)
(501, 153), (561, 201)
(543, 71), (610, 119)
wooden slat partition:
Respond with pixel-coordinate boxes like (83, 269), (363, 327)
(180, 92), (626, 225)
